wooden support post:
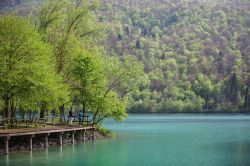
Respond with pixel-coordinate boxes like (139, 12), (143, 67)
(92, 129), (95, 141)
(83, 130), (86, 143)
(71, 131), (75, 143)
(5, 136), (10, 155)
(45, 134), (49, 148)
(29, 135), (34, 151)
(29, 136), (32, 151)
(76, 131), (79, 141)
(59, 132), (63, 146)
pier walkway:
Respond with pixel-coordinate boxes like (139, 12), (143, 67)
(0, 125), (96, 155)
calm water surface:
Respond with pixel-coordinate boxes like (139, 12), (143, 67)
(0, 114), (250, 166)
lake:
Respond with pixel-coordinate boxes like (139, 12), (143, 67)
(0, 114), (250, 166)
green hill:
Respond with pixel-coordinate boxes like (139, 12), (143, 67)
(1, 0), (250, 113)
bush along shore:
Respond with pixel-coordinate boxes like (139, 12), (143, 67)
(0, 128), (111, 155)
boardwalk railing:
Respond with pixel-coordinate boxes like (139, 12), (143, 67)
(0, 115), (92, 130)
(0, 115), (95, 155)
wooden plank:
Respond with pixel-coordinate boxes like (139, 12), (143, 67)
(0, 126), (95, 137)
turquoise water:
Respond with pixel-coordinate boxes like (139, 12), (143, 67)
(0, 114), (250, 166)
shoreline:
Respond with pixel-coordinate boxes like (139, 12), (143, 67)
(127, 111), (250, 114)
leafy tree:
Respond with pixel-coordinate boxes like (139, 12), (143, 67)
(69, 50), (105, 116)
(193, 74), (214, 110)
(224, 73), (240, 107)
(34, 0), (105, 120)
(0, 15), (68, 119)
(91, 56), (143, 124)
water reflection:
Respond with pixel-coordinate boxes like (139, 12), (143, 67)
(59, 146), (63, 160)
(71, 142), (75, 157)
(29, 151), (33, 165)
(45, 148), (49, 163)
(208, 140), (250, 165)
(5, 153), (9, 166)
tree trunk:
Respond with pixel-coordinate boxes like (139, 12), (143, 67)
(10, 97), (15, 124)
(59, 104), (65, 122)
(19, 108), (25, 119)
(4, 96), (10, 119)
(82, 102), (86, 116)
(40, 108), (45, 119)
(40, 102), (46, 119)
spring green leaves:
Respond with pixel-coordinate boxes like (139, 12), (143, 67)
(0, 0), (142, 124)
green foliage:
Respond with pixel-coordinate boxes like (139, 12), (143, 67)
(2, 0), (250, 115)
(69, 50), (105, 114)
(0, 0), (142, 125)
(90, 55), (143, 124)
(96, 126), (114, 138)
(0, 15), (69, 118)
(100, 0), (250, 113)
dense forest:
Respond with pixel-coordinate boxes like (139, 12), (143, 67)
(100, 0), (250, 113)
(1, 0), (250, 113)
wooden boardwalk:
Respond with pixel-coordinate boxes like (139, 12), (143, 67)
(0, 126), (95, 137)
(0, 125), (96, 155)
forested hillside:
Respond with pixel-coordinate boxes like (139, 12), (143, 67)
(1, 0), (250, 113)
(99, 0), (250, 113)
